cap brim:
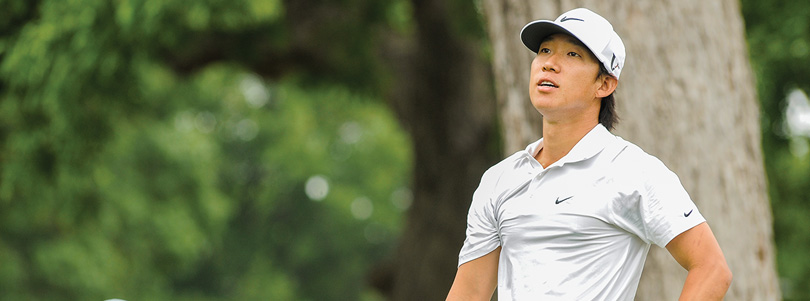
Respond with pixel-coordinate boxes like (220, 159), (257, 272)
(520, 21), (575, 53)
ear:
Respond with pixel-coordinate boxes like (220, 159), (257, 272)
(595, 75), (618, 98)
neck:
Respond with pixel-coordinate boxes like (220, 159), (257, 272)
(534, 118), (599, 168)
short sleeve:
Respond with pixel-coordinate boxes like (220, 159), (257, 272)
(610, 155), (706, 248)
(457, 167), (502, 267)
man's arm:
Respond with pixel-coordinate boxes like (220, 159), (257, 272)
(666, 222), (732, 300)
(446, 247), (500, 301)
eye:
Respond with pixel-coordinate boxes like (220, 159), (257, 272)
(568, 51), (581, 57)
(539, 47), (551, 53)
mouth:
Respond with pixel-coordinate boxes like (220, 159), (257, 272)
(538, 80), (558, 88)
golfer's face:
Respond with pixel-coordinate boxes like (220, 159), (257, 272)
(529, 34), (603, 118)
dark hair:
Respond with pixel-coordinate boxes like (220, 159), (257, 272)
(596, 64), (619, 131)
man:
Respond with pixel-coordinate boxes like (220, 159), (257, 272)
(447, 8), (732, 300)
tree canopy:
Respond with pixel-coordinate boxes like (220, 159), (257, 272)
(0, 0), (411, 299)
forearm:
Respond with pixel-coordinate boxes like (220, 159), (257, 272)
(679, 263), (732, 300)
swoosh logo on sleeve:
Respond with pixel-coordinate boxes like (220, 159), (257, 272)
(684, 209), (694, 217)
(560, 16), (584, 22)
(555, 196), (573, 204)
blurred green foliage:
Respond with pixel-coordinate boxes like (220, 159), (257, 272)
(0, 0), (411, 300)
(742, 0), (810, 299)
(1, 0), (809, 300)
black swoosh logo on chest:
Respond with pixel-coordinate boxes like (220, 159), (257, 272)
(555, 196), (573, 204)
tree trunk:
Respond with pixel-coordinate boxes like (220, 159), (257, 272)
(480, 0), (780, 299)
(383, 0), (500, 300)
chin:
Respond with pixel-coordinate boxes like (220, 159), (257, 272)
(530, 98), (554, 112)
(531, 103), (551, 115)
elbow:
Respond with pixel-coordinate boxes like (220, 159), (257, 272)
(703, 261), (733, 297)
(721, 264), (733, 290)
(693, 260), (733, 292)
(707, 260), (732, 292)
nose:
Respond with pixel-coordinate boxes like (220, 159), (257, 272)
(542, 54), (559, 72)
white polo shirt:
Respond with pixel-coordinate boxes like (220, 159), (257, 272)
(458, 124), (705, 300)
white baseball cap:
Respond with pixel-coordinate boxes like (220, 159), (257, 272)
(520, 8), (626, 79)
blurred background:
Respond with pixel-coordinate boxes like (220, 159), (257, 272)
(0, 0), (808, 300)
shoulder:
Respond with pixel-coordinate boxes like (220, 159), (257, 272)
(480, 151), (526, 185)
(608, 138), (693, 205)
(471, 150), (531, 209)
(609, 137), (672, 176)
(600, 137), (688, 198)
(467, 151), (527, 216)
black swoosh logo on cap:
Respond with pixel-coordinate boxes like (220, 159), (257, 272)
(610, 54), (619, 71)
(684, 209), (694, 217)
(560, 16), (584, 22)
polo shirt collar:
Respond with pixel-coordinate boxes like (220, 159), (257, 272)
(524, 124), (615, 166)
